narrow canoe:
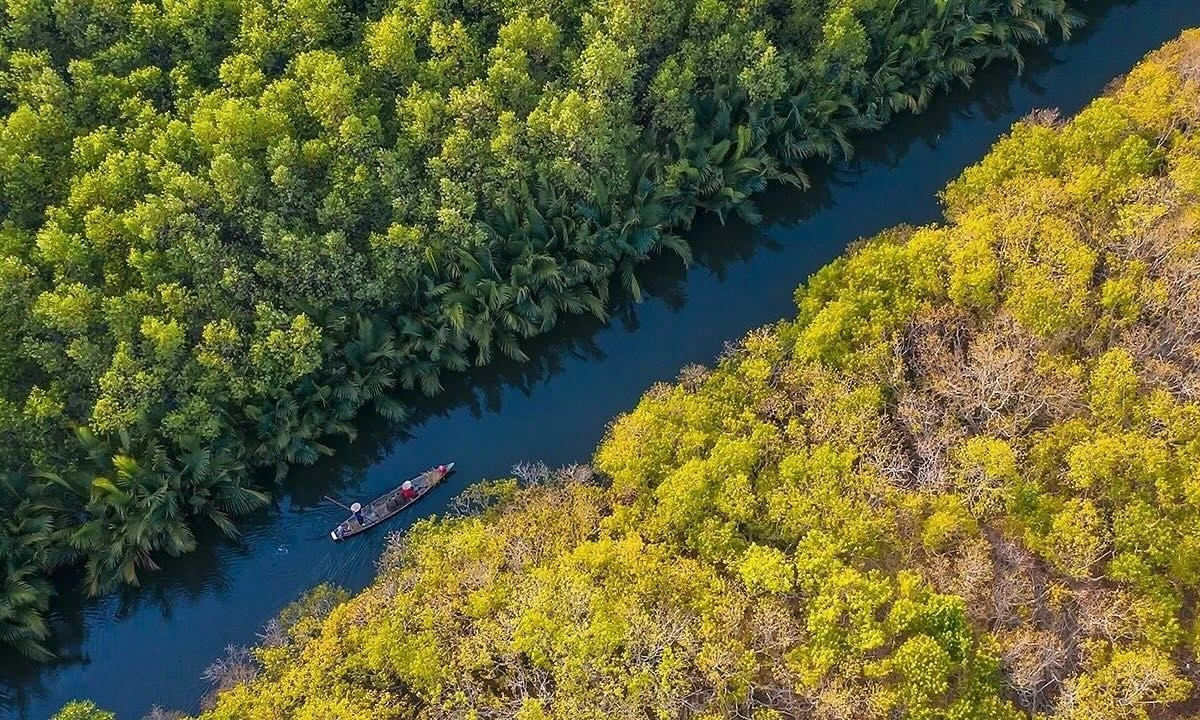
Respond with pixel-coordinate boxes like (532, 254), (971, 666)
(329, 462), (454, 541)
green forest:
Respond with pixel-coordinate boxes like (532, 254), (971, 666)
(60, 28), (1200, 719)
(0, 0), (1080, 659)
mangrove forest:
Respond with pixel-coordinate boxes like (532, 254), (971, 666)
(0, 0), (1082, 661)
(62, 27), (1200, 719)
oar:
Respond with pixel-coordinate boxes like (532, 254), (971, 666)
(323, 495), (353, 512)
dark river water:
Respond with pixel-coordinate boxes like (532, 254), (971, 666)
(5, 1), (1200, 716)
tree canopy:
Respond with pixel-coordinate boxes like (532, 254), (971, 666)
(0, 0), (1080, 658)
(120, 28), (1200, 719)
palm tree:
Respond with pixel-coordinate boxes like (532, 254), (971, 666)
(573, 157), (696, 303)
(39, 428), (196, 595)
(0, 553), (53, 661)
(340, 313), (410, 422)
(0, 496), (55, 661)
(174, 437), (270, 538)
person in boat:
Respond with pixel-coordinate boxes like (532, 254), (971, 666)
(401, 480), (418, 500)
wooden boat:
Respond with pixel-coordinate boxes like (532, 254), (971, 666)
(329, 463), (454, 541)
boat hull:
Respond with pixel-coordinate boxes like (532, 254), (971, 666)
(330, 463), (454, 541)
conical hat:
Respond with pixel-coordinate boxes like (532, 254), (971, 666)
(402, 481), (413, 489)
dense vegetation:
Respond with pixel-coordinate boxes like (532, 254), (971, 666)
(82, 29), (1200, 719)
(0, 0), (1080, 658)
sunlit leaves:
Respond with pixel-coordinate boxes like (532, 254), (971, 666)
(50, 701), (115, 720)
(0, 0), (1112, 665)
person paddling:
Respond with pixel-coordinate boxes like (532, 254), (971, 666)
(401, 480), (418, 500)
